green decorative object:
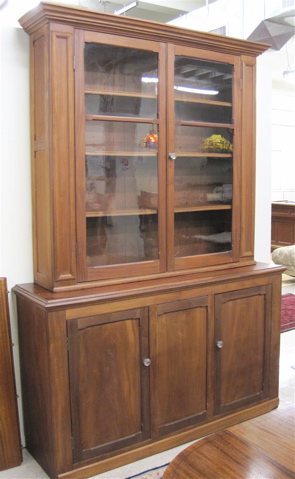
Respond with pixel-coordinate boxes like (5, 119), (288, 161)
(202, 134), (233, 153)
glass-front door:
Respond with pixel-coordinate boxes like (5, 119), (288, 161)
(76, 33), (166, 281)
(167, 46), (240, 271)
(76, 35), (240, 282)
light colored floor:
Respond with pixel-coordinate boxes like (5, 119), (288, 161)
(1, 276), (294, 479)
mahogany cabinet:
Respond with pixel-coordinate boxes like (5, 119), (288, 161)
(14, 264), (283, 479)
(14, 3), (284, 479)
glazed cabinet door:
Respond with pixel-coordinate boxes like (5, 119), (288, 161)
(166, 45), (241, 271)
(214, 286), (271, 415)
(151, 296), (209, 437)
(67, 307), (150, 463)
(75, 30), (167, 283)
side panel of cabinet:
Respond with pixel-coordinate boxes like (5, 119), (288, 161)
(31, 26), (53, 289)
(240, 56), (256, 261)
(214, 285), (271, 415)
(151, 296), (209, 437)
(67, 308), (150, 463)
(16, 296), (73, 478)
(31, 24), (77, 290)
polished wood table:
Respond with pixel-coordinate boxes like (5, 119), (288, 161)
(163, 429), (294, 478)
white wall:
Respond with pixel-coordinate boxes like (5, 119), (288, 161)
(270, 36), (295, 202)
(0, 24), (33, 444)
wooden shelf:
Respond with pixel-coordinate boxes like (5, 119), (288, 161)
(85, 151), (158, 157)
(85, 89), (157, 99)
(86, 208), (158, 217)
(175, 204), (232, 213)
(85, 151), (231, 158)
(84, 90), (232, 108)
(86, 204), (231, 217)
(176, 152), (232, 158)
(175, 96), (232, 107)
(85, 114), (159, 123)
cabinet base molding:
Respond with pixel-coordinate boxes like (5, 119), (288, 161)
(57, 399), (279, 479)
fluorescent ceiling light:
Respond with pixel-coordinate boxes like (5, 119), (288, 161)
(175, 86), (218, 95)
(114, 1), (138, 15)
(142, 77), (218, 95)
(142, 77), (158, 83)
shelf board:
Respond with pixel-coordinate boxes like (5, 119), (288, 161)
(84, 90), (232, 108)
(85, 114), (158, 124)
(86, 204), (231, 217)
(85, 151), (231, 158)
(85, 89), (157, 99)
(176, 152), (232, 158)
(175, 96), (232, 107)
(86, 208), (158, 217)
(85, 151), (158, 157)
(175, 204), (232, 213)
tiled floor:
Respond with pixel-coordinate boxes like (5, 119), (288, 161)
(1, 276), (294, 479)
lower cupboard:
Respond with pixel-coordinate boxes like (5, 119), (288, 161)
(13, 263), (283, 479)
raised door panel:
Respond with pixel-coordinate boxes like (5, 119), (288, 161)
(50, 24), (76, 285)
(151, 296), (209, 437)
(214, 286), (271, 415)
(67, 307), (150, 463)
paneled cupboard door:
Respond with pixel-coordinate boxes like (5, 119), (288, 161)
(75, 31), (167, 282)
(67, 308), (150, 463)
(166, 46), (241, 271)
(214, 286), (271, 415)
(151, 297), (209, 437)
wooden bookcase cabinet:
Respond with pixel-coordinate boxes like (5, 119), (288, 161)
(14, 4), (284, 479)
(14, 265), (282, 479)
(19, 2), (269, 292)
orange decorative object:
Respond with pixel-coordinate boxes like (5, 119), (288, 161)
(140, 131), (158, 149)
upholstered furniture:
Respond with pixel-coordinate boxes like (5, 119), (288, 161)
(272, 245), (295, 277)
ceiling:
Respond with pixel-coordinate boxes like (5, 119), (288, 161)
(77, 0), (217, 23)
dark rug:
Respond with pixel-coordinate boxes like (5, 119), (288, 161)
(281, 293), (295, 332)
(126, 464), (169, 479)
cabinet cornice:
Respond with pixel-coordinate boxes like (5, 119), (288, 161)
(19, 1), (269, 57)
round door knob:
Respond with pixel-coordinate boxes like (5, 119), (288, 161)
(143, 358), (151, 367)
(169, 152), (177, 160)
(216, 340), (224, 349)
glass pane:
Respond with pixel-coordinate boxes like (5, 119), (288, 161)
(84, 44), (158, 117)
(174, 157), (233, 208)
(175, 101), (232, 123)
(85, 93), (157, 118)
(85, 155), (158, 214)
(85, 121), (159, 155)
(87, 215), (158, 266)
(174, 56), (233, 123)
(174, 210), (232, 258)
(175, 125), (233, 156)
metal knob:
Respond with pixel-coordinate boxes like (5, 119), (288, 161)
(216, 340), (224, 349)
(169, 152), (177, 160)
(143, 358), (151, 367)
